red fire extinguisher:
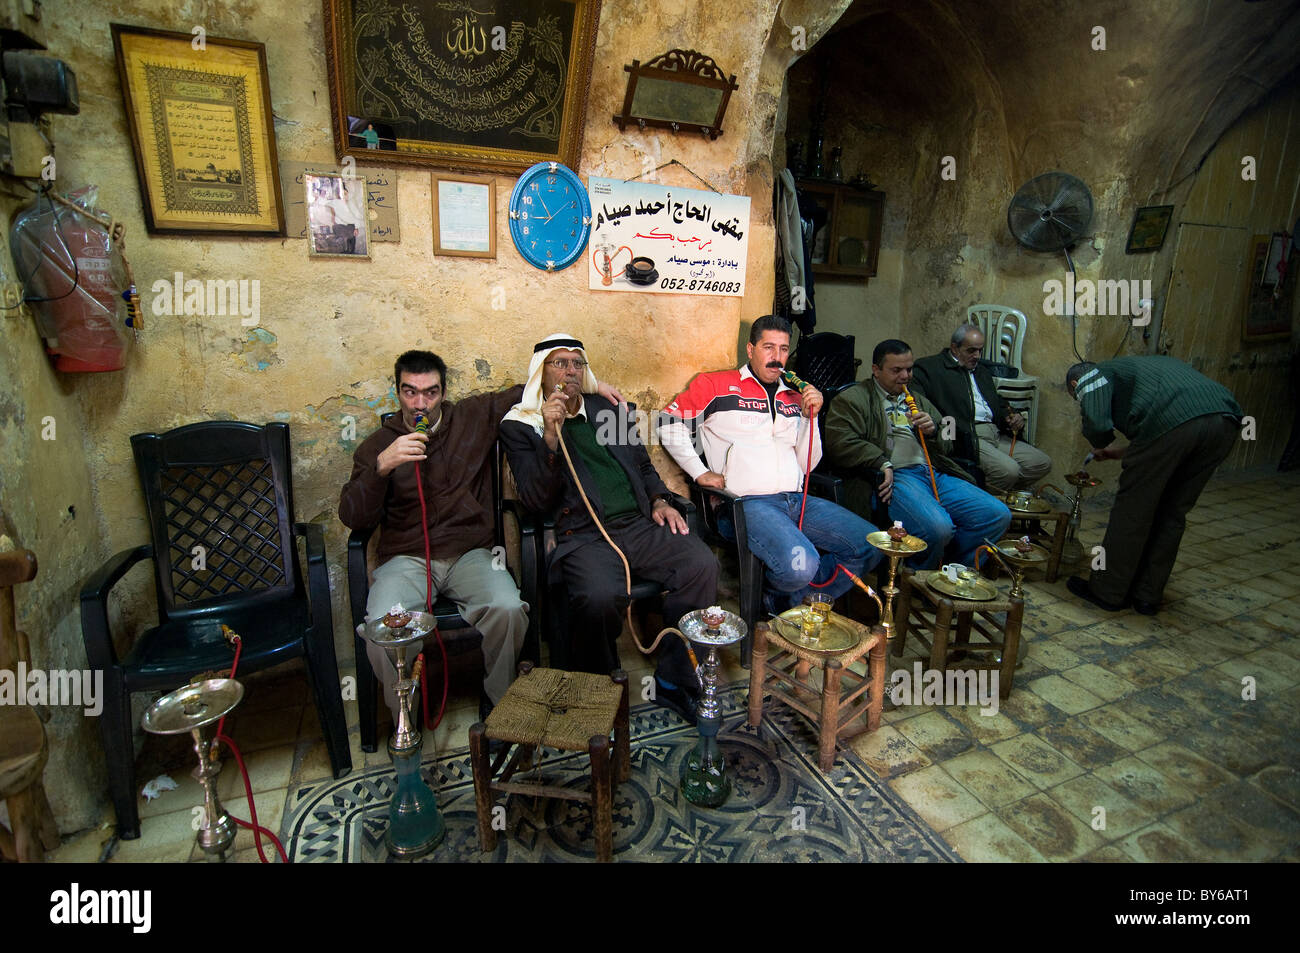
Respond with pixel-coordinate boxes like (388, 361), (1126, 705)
(10, 185), (131, 372)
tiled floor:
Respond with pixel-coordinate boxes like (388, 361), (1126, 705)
(50, 466), (1300, 862)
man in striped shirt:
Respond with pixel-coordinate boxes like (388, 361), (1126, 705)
(1065, 356), (1243, 615)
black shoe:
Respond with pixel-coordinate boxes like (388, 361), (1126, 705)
(1067, 575), (1129, 612)
(651, 676), (697, 723)
(1132, 600), (1159, 616)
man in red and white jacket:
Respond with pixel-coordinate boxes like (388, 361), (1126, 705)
(660, 315), (879, 609)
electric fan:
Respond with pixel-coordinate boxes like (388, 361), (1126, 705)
(1007, 171), (1094, 272)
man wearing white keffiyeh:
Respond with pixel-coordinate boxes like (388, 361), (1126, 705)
(501, 333), (718, 722)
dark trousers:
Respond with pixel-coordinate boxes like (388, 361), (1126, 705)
(1090, 414), (1238, 604)
(555, 513), (718, 689)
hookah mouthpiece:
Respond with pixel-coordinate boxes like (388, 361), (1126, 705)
(413, 412), (430, 434)
(780, 368), (809, 391)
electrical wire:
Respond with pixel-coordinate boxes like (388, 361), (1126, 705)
(16, 184), (82, 305)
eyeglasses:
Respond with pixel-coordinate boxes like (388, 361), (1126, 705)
(546, 359), (588, 371)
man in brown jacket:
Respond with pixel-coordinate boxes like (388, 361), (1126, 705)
(339, 350), (531, 722)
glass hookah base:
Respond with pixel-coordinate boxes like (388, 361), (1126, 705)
(681, 745), (731, 807)
(386, 748), (445, 858)
(386, 797), (445, 858)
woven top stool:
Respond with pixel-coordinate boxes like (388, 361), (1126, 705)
(747, 615), (887, 772)
(469, 662), (629, 862)
(893, 568), (1022, 699)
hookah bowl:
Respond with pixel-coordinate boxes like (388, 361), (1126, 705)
(866, 524), (928, 651)
(142, 678), (245, 861)
(676, 608), (748, 807)
(360, 611), (445, 858)
(990, 538), (1049, 600)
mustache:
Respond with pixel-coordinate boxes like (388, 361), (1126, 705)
(766, 361), (784, 369)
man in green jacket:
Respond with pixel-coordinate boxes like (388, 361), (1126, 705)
(825, 339), (1011, 570)
(1065, 355), (1243, 615)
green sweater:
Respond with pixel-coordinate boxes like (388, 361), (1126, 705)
(1076, 356), (1242, 449)
(824, 381), (973, 519)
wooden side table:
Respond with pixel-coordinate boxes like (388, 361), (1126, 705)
(469, 663), (629, 862)
(893, 569), (1022, 699)
(747, 616), (886, 772)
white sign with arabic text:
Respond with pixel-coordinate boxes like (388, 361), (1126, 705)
(586, 177), (749, 296)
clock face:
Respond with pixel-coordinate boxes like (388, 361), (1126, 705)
(508, 161), (593, 271)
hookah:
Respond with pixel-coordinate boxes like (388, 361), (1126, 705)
(142, 678), (245, 861)
(676, 608), (747, 807)
(1040, 453), (1101, 566)
(358, 608), (446, 858)
(866, 520), (928, 655)
(591, 233), (632, 286)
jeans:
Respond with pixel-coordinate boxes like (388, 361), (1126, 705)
(886, 465), (1012, 570)
(737, 492), (879, 605)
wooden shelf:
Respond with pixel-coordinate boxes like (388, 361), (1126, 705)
(796, 179), (885, 280)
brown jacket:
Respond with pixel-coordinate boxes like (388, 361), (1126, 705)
(338, 386), (522, 565)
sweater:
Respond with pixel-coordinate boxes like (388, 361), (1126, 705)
(1076, 356), (1242, 449)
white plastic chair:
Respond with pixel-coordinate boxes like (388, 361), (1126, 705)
(966, 304), (1039, 444)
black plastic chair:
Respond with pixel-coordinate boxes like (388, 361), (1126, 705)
(80, 421), (351, 840)
(346, 426), (539, 753)
(792, 332), (861, 394)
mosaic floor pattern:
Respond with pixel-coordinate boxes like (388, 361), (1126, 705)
(283, 684), (960, 863)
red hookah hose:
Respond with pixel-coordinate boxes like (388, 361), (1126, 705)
(414, 463), (450, 730)
(795, 406), (844, 591)
(214, 632), (288, 864)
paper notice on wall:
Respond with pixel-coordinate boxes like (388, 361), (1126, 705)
(587, 177), (748, 296)
(279, 162), (399, 242)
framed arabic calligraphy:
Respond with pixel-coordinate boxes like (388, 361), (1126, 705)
(323, 0), (601, 175)
(111, 24), (286, 235)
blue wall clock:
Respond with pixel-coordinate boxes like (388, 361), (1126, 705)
(508, 161), (593, 271)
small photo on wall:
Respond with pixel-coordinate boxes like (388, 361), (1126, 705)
(306, 172), (369, 259)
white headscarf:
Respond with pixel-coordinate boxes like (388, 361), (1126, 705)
(502, 332), (600, 435)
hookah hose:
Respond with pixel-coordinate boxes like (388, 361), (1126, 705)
(778, 369), (844, 592)
(779, 368), (818, 532)
(214, 627), (288, 864)
(412, 412), (450, 731)
(902, 387), (941, 502)
(552, 393), (699, 670)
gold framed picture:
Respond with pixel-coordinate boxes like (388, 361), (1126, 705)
(432, 173), (496, 258)
(111, 24), (286, 235)
(322, 0), (600, 174)
(305, 172), (370, 259)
